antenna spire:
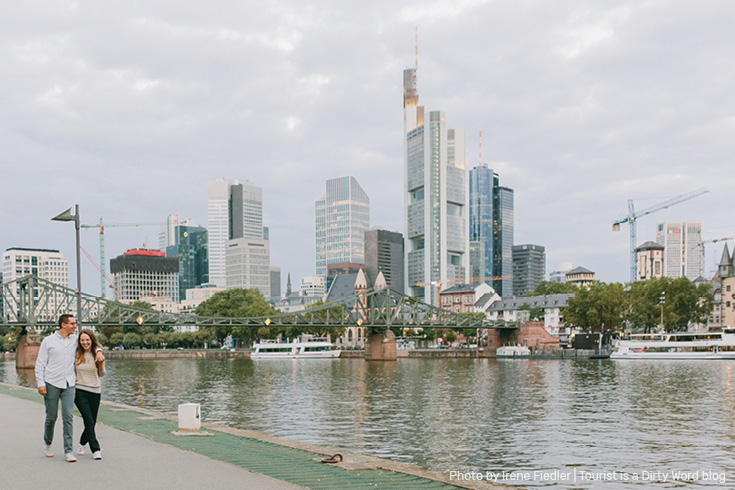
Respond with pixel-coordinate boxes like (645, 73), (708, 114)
(415, 26), (419, 71)
(479, 130), (483, 164)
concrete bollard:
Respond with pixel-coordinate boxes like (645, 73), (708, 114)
(178, 403), (201, 432)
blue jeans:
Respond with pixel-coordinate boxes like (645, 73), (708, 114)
(44, 384), (75, 454)
(74, 389), (101, 452)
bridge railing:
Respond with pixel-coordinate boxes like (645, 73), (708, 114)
(1, 276), (518, 330)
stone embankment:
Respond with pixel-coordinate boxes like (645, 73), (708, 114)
(3, 348), (603, 361)
(103, 349), (249, 360)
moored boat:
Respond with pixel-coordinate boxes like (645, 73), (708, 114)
(251, 336), (341, 359)
(610, 328), (735, 360)
(496, 345), (532, 357)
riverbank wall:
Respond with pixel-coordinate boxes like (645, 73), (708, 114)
(4, 348), (603, 361)
(103, 349), (250, 360)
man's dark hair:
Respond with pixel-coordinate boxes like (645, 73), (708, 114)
(59, 314), (75, 328)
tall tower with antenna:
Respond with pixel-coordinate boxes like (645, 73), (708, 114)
(403, 36), (469, 305)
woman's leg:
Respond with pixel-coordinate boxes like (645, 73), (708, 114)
(88, 392), (101, 452)
(74, 389), (100, 451)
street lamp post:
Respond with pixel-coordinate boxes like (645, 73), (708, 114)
(52, 205), (82, 323)
(659, 291), (666, 332)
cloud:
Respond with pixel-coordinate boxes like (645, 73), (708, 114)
(1, 0), (734, 295)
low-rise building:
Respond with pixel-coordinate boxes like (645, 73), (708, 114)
(486, 294), (574, 338)
(300, 276), (326, 297)
(636, 241), (665, 281)
(565, 266), (595, 287)
(439, 283), (495, 314)
(2, 247), (69, 326)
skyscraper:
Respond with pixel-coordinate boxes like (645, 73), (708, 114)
(159, 214), (180, 250)
(404, 67), (469, 305)
(469, 165), (514, 296)
(165, 221), (209, 301)
(269, 266), (281, 298)
(512, 244), (545, 296)
(225, 238), (270, 296)
(315, 176), (370, 278)
(495, 184), (514, 296)
(655, 221), (703, 280)
(207, 178), (264, 287)
(469, 165), (494, 282)
(364, 228), (405, 291)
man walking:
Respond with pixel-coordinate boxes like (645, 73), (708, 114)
(35, 314), (104, 462)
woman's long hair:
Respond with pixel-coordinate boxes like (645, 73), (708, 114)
(76, 329), (102, 366)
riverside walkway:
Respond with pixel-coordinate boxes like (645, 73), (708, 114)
(0, 383), (508, 490)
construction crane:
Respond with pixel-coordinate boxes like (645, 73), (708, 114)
(81, 217), (164, 297)
(698, 236), (735, 274)
(612, 187), (708, 283)
(79, 245), (117, 294)
(698, 236), (735, 250)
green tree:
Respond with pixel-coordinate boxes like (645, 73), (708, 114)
(122, 332), (141, 348)
(110, 332), (124, 347)
(625, 277), (714, 333)
(625, 278), (666, 333)
(530, 281), (578, 296)
(563, 281), (626, 332)
(195, 288), (279, 343)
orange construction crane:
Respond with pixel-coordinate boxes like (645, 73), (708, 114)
(414, 275), (513, 288)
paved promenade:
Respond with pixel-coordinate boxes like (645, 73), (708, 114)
(1, 389), (304, 490)
(1, 382), (508, 490)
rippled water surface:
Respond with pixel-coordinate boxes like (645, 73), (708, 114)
(4, 358), (735, 488)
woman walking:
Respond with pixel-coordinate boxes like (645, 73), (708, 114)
(74, 329), (105, 460)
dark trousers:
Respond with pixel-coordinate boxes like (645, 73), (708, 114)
(74, 388), (101, 452)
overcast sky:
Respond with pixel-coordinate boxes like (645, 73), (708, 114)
(2, 0), (734, 297)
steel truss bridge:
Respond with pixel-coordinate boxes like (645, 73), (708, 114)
(1, 275), (518, 331)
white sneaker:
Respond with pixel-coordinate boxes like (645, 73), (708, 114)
(65, 453), (77, 463)
(78, 445), (85, 455)
(92, 451), (102, 460)
(44, 445), (54, 458)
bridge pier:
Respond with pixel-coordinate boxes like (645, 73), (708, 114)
(16, 328), (40, 370)
(364, 330), (397, 361)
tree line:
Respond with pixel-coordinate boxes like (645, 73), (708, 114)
(526, 278), (713, 333)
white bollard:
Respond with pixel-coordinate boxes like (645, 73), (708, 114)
(178, 403), (201, 432)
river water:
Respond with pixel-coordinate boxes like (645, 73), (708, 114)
(4, 357), (734, 489)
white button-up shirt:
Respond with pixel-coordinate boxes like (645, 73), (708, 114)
(35, 332), (78, 389)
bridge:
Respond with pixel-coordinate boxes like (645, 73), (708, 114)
(1, 275), (518, 331)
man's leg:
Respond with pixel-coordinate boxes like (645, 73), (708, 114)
(60, 386), (76, 455)
(43, 385), (62, 447)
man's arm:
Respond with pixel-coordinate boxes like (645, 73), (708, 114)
(35, 338), (49, 395)
(94, 347), (104, 364)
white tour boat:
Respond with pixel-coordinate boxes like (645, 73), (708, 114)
(496, 345), (532, 357)
(251, 336), (341, 359)
(610, 328), (735, 360)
